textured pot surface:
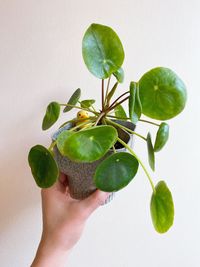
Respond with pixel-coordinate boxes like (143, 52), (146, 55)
(52, 120), (136, 201)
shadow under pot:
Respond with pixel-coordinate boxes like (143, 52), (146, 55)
(52, 120), (136, 203)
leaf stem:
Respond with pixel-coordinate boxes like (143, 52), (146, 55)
(112, 145), (116, 153)
(106, 118), (147, 141)
(94, 112), (106, 126)
(107, 114), (130, 120)
(108, 96), (129, 112)
(109, 91), (129, 109)
(60, 103), (98, 115)
(117, 137), (156, 194)
(48, 140), (57, 151)
(91, 105), (97, 112)
(69, 119), (95, 132)
(102, 79), (105, 111)
(139, 119), (160, 127)
(105, 76), (111, 104)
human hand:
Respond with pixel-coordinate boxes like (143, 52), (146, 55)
(31, 173), (110, 267)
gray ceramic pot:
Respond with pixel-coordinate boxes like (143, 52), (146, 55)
(52, 120), (136, 202)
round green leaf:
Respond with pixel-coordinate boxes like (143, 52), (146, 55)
(147, 132), (155, 171)
(150, 181), (174, 233)
(80, 99), (95, 108)
(139, 67), (187, 120)
(154, 123), (169, 152)
(114, 104), (127, 120)
(82, 23), (125, 79)
(129, 82), (142, 124)
(94, 152), (139, 192)
(60, 125), (118, 162)
(63, 88), (81, 112)
(113, 67), (124, 83)
(28, 145), (59, 188)
(42, 102), (60, 130)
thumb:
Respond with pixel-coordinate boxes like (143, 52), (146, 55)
(81, 190), (111, 215)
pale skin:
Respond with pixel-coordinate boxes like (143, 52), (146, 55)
(31, 173), (110, 267)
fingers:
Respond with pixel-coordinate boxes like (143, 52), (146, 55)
(81, 190), (111, 215)
(41, 173), (68, 197)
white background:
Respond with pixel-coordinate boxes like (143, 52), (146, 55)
(0, 0), (200, 266)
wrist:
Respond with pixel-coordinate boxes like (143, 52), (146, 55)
(31, 238), (70, 267)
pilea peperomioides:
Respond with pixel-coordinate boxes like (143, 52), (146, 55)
(28, 23), (187, 233)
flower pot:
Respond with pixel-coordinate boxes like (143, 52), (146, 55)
(52, 120), (136, 202)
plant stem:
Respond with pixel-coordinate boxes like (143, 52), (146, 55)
(112, 145), (116, 153)
(106, 118), (147, 141)
(91, 105), (97, 112)
(59, 119), (75, 129)
(69, 119), (95, 132)
(105, 76), (111, 104)
(59, 116), (97, 129)
(78, 122), (95, 131)
(139, 119), (160, 127)
(109, 91), (129, 109)
(94, 112), (106, 126)
(60, 104), (98, 115)
(107, 114), (130, 120)
(48, 140), (57, 151)
(102, 79), (105, 111)
(108, 96), (129, 112)
(117, 137), (156, 194)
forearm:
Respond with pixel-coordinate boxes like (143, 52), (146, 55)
(31, 239), (70, 267)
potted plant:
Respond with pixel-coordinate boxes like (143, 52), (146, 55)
(28, 23), (187, 233)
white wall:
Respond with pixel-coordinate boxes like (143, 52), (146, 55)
(0, 0), (200, 266)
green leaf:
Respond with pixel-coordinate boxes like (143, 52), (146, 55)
(56, 130), (75, 155)
(114, 104), (127, 119)
(139, 67), (187, 120)
(60, 125), (118, 162)
(129, 82), (142, 124)
(129, 82), (136, 120)
(147, 132), (155, 171)
(63, 88), (81, 112)
(80, 99), (95, 108)
(94, 152), (139, 192)
(154, 123), (169, 152)
(42, 102), (60, 130)
(113, 67), (124, 83)
(28, 145), (59, 188)
(106, 82), (118, 106)
(82, 23), (125, 79)
(150, 181), (174, 233)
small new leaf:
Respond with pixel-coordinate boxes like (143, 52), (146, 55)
(114, 104), (127, 120)
(129, 82), (142, 124)
(63, 88), (81, 112)
(106, 82), (118, 106)
(80, 99), (95, 108)
(154, 123), (169, 152)
(150, 181), (174, 233)
(113, 67), (124, 83)
(147, 132), (155, 171)
(42, 102), (60, 130)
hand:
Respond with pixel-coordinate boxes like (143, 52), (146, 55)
(31, 173), (110, 267)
